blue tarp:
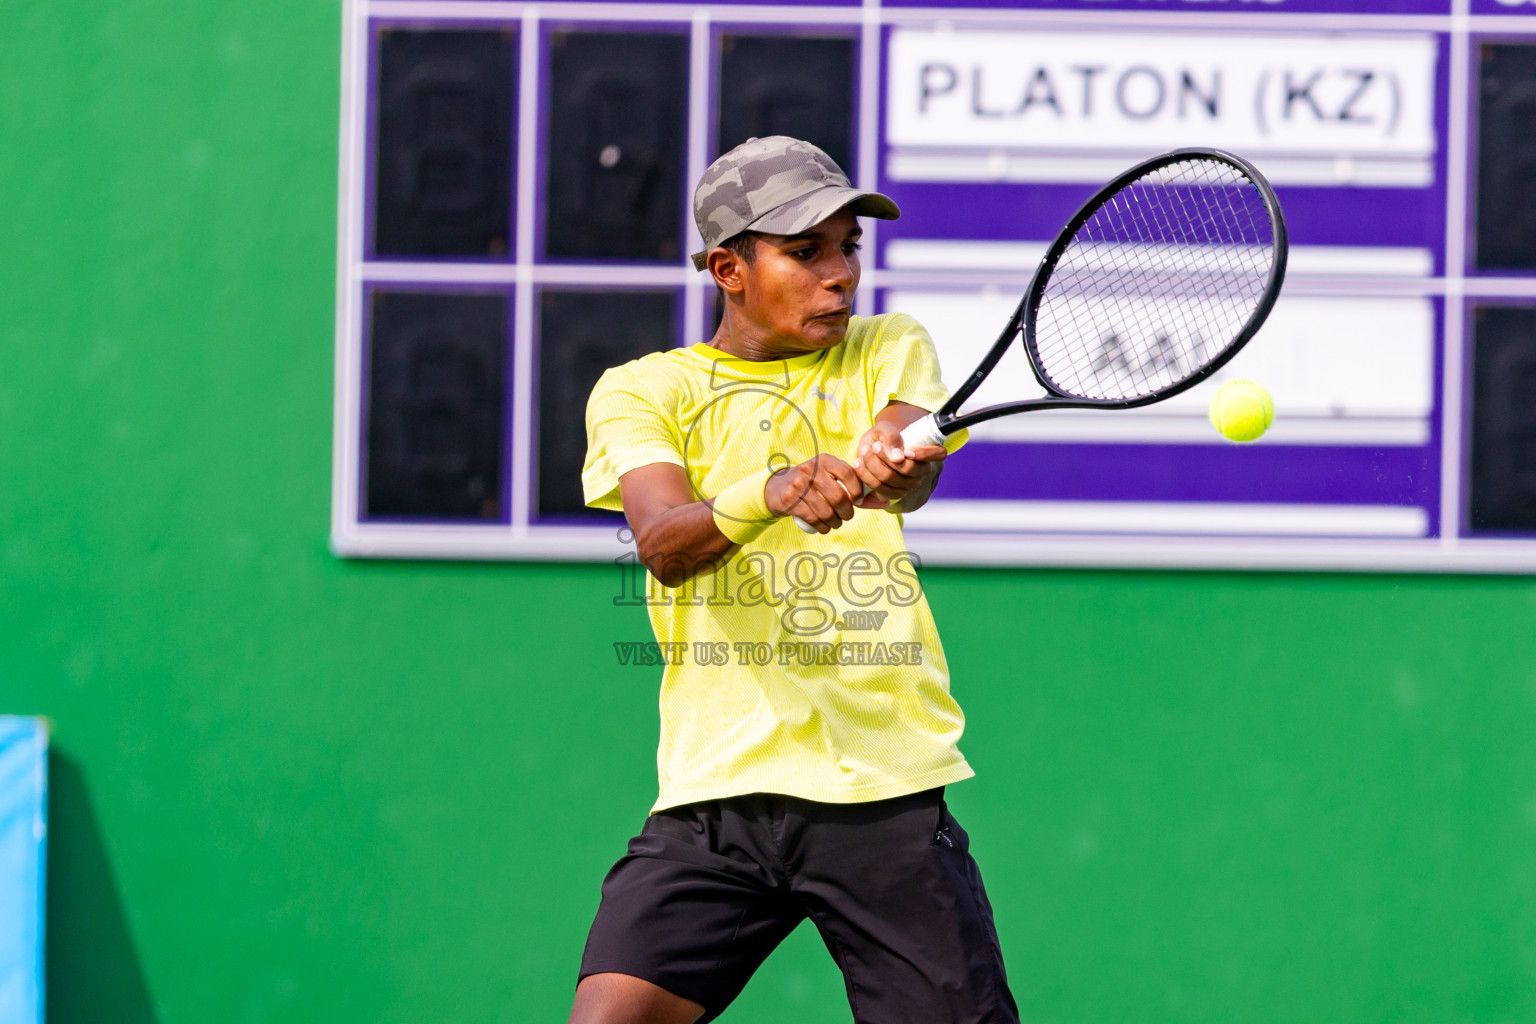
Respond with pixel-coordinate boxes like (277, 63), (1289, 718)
(0, 718), (46, 1024)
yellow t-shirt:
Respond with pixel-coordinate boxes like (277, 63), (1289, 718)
(583, 312), (974, 812)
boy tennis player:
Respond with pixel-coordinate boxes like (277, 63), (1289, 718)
(573, 137), (1019, 1024)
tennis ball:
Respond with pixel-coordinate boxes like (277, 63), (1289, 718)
(1208, 379), (1274, 442)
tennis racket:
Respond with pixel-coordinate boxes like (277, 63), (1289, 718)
(797, 147), (1287, 532)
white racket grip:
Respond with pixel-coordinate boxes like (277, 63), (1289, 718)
(901, 413), (946, 449)
(793, 413), (946, 533)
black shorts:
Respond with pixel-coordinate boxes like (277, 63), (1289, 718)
(578, 788), (1019, 1024)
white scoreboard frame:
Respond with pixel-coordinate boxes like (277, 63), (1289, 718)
(332, 0), (1536, 572)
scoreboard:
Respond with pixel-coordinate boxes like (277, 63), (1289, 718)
(331, 0), (1536, 571)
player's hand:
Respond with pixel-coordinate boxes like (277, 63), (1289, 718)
(851, 421), (946, 510)
(765, 454), (864, 533)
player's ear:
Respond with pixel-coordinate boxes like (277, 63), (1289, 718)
(708, 248), (746, 295)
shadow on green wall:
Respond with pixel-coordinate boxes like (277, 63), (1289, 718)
(46, 750), (159, 1024)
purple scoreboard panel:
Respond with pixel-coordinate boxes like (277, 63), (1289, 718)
(332, 0), (1536, 571)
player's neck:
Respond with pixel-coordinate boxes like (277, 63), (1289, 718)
(710, 313), (823, 362)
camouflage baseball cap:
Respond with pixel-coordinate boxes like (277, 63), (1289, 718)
(690, 136), (900, 271)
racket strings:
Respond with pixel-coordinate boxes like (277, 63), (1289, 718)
(1034, 158), (1275, 401)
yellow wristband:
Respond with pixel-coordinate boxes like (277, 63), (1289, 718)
(711, 468), (778, 545)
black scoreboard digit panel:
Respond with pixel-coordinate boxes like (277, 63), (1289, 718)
(534, 289), (678, 520)
(372, 29), (515, 258)
(364, 289), (509, 521)
(717, 34), (856, 173)
(332, 0), (1536, 572)
(543, 31), (689, 262)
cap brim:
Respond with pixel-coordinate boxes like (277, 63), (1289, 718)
(690, 186), (901, 271)
(748, 187), (901, 236)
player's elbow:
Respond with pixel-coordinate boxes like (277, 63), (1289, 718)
(637, 539), (714, 588)
(645, 559), (706, 589)
(650, 567), (693, 589)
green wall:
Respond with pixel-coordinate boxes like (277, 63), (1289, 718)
(4, 4), (1536, 1022)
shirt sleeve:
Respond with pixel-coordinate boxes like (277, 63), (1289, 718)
(866, 313), (969, 454)
(581, 364), (686, 512)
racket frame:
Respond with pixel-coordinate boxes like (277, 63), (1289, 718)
(929, 147), (1288, 436)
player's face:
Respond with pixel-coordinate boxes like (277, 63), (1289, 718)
(741, 210), (862, 354)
